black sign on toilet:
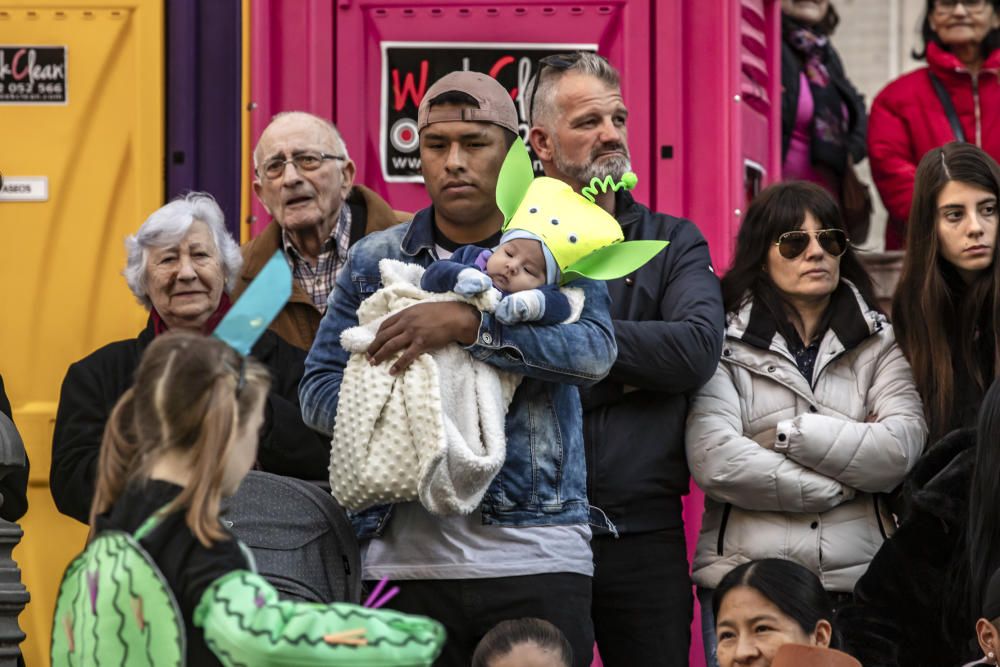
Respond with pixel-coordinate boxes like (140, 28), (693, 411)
(0, 46), (68, 104)
(380, 42), (596, 182)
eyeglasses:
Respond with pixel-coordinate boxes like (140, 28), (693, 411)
(934, 0), (988, 12)
(526, 53), (584, 123)
(775, 229), (849, 259)
(258, 151), (345, 180)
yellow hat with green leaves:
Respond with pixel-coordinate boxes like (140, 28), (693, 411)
(496, 141), (667, 284)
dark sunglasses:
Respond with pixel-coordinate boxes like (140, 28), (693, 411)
(774, 229), (849, 259)
(527, 53), (585, 122)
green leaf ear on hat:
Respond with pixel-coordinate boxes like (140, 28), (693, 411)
(496, 140), (535, 225)
(561, 239), (669, 284)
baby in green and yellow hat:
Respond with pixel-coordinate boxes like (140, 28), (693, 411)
(421, 140), (667, 323)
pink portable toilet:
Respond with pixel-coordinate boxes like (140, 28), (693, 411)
(247, 2), (782, 666)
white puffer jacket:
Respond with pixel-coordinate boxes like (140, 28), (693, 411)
(686, 283), (927, 593)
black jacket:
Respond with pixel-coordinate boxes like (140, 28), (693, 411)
(50, 319), (331, 523)
(96, 479), (247, 667)
(781, 40), (868, 168)
(581, 192), (725, 535)
(838, 428), (978, 667)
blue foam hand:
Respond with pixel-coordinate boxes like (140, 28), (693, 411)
(454, 268), (493, 297)
(496, 290), (546, 324)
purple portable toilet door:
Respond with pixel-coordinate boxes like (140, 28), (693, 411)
(166, 0), (243, 238)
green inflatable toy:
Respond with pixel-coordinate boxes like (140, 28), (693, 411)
(52, 510), (445, 666)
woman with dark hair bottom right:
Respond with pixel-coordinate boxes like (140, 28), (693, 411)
(686, 181), (927, 665)
(891, 142), (1000, 441)
(972, 567), (1000, 665)
(840, 377), (1000, 667)
(713, 558), (850, 667)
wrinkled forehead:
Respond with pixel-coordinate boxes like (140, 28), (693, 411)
(145, 219), (218, 254)
(552, 73), (625, 110)
(256, 116), (339, 161)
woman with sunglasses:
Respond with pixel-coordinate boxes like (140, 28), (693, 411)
(869, 0), (1000, 250)
(686, 181), (927, 666)
(892, 142), (1000, 442)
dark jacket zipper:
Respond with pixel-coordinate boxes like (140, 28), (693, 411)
(717, 503), (733, 556)
(873, 495), (889, 541)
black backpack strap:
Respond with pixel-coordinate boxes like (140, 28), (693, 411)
(928, 70), (966, 143)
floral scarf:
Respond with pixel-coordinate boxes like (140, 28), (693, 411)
(784, 17), (850, 174)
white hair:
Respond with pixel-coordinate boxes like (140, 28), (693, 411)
(124, 192), (243, 308)
(252, 111), (350, 171)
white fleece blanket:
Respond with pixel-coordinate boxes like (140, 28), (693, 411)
(330, 258), (583, 516)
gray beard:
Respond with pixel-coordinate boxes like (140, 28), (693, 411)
(553, 151), (632, 188)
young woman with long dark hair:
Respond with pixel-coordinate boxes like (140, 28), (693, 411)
(686, 181), (927, 666)
(891, 142), (1000, 440)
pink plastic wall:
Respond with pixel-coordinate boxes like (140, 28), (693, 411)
(334, 1), (652, 216)
(249, 0), (335, 234)
(248, 2), (782, 665)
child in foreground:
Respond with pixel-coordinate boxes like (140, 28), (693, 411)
(471, 618), (572, 667)
(52, 332), (444, 666)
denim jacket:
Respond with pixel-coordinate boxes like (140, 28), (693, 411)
(299, 207), (617, 538)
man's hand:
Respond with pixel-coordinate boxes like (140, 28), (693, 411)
(367, 302), (481, 375)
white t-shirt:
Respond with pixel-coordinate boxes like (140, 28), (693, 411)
(362, 243), (593, 581)
(362, 503), (593, 580)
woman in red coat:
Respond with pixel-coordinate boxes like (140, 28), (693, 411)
(869, 0), (1000, 249)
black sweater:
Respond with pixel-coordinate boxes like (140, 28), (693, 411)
(50, 320), (331, 523)
(838, 428), (978, 667)
(97, 479), (248, 667)
(581, 191), (725, 535)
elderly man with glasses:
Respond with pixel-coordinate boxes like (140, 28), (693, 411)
(527, 52), (725, 666)
(238, 111), (405, 350)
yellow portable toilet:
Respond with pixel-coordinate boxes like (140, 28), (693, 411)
(0, 2), (163, 665)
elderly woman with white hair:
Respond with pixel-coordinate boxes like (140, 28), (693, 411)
(50, 192), (330, 523)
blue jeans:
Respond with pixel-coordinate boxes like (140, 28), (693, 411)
(697, 586), (720, 667)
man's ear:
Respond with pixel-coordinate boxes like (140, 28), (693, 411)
(976, 618), (1000, 662)
(529, 126), (554, 163)
(251, 180), (271, 216)
(811, 619), (833, 649)
(340, 159), (357, 200)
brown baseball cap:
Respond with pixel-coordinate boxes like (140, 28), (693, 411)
(417, 71), (519, 135)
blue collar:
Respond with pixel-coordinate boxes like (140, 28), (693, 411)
(400, 206), (438, 257)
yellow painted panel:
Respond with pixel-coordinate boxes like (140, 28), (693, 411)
(0, 3), (164, 665)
